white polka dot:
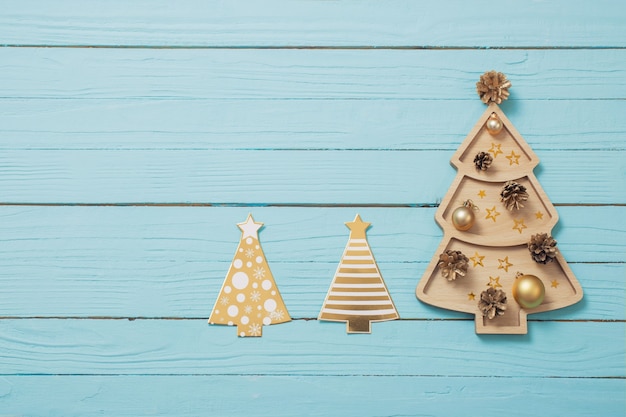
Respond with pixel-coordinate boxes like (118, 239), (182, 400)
(239, 332), (245, 337)
(271, 291), (276, 296)
(214, 310), (220, 314)
(239, 248), (243, 252)
(224, 286), (232, 294)
(236, 293), (245, 303)
(246, 237), (253, 244)
(262, 280), (272, 290)
(255, 245), (259, 249)
(264, 299), (277, 312)
(256, 256), (263, 264)
(257, 305), (262, 310)
(246, 261), (252, 268)
(241, 316), (249, 325)
(232, 272), (249, 290)
(227, 305), (239, 317)
(263, 317), (271, 325)
(252, 282), (258, 289)
(233, 259), (243, 269)
(228, 321), (233, 326)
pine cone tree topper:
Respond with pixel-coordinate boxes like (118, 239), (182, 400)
(476, 71), (511, 104)
(438, 250), (469, 281)
(500, 181), (529, 211)
(478, 288), (507, 319)
(528, 233), (558, 264)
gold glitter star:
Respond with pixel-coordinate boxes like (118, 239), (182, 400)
(505, 150), (521, 165)
(470, 252), (485, 267)
(485, 206), (501, 222)
(498, 256), (513, 272)
(551, 280), (559, 288)
(535, 211), (544, 219)
(489, 143), (503, 158)
(477, 190), (486, 199)
(487, 276), (502, 289)
(512, 218), (527, 234)
(468, 292), (476, 301)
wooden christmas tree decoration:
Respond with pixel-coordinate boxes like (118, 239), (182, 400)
(209, 214), (290, 337)
(319, 214), (399, 333)
(415, 71), (583, 334)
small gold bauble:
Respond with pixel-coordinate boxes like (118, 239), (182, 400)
(486, 113), (503, 135)
(512, 274), (545, 309)
(452, 200), (476, 231)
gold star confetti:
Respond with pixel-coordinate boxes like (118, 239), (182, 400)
(489, 143), (503, 158)
(485, 206), (501, 222)
(498, 256), (513, 272)
(477, 190), (486, 199)
(512, 218), (527, 234)
(551, 280), (559, 288)
(487, 276), (502, 289)
(470, 252), (485, 267)
(505, 150), (521, 165)
(468, 292), (476, 300)
(535, 211), (544, 219)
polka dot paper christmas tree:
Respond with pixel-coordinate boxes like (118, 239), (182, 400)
(319, 214), (399, 333)
(415, 71), (583, 334)
(209, 214), (290, 337)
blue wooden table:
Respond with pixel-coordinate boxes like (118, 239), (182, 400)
(1, 1), (624, 415)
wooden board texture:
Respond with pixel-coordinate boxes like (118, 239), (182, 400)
(0, 1), (624, 416)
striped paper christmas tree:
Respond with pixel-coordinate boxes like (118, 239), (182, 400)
(319, 214), (399, 333)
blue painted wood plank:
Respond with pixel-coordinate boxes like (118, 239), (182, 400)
(1, 0), (625, 47)
(0, 207), (622, 319)
(0, 206), (620, 263)
(0, 149), (622, 204)
(0, 375), (623, 417)
(1, 99), (624, 151)
(1, 49), (625, 100)
(0, 320), (623, 377)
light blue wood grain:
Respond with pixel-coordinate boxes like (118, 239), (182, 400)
(1, 99), (625, 151)
(0, 320), (623, 377)
(0, 206), (621, 263)
(0, 207), (622, 319)
(0, 376), (624, 417)
(2, 0), (626, 47)
(1, 49), (626, 100)
(0, 150), (623, 204)
(0, 319), (626, 378)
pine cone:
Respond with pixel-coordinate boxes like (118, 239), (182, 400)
(476, 71), (511, 104)
(438, 250), (469, 281)
(478, 287), (507, 319)
(528, 233), (558, 264)
(500, 181), (529, 211)
(474, 151), (493, 171)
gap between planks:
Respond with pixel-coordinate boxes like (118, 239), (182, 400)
(0, 317), (622, 323)
(0, 203), (624, 207)
(2, 374), (623, 379)
(3, 45), (626, 50)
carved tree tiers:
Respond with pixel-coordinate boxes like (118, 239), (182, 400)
(416, 103), (583, 334)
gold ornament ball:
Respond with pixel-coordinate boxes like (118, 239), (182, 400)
(452, 206), (475, 231)
(512, 274), (545, 309)
(486, 113), (503, 135)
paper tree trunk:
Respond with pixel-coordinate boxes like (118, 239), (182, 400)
(319, 214), (399, 333)
(209, 214), (290, 337)
(416, 104), (583, 334)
